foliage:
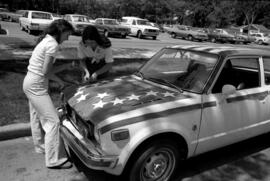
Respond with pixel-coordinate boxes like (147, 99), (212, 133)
(2, 0), (270, 28)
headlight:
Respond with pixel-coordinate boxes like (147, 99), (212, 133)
(94, 127), (101, 143)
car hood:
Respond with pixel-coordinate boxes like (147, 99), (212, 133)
(63, 75), (191, 125)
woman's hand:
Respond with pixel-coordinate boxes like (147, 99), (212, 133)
(90, 72), (98, 81)
(83, 72), (90, 82)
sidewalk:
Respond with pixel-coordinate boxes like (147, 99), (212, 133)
(0, 35), (156, 61)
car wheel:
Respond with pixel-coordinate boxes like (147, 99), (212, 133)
(152, 36), (156, 40)
(127, 139), (181, 181)
(27, 28), (32, 35)
(121, 34), (127, 38)
(171, 33), (176, 38)
(188, 35), (193, 41)
(211, 37), (216, 43)
(104, 30), (109, 37)
(258, 40), (263, 45)
(137, 31), (143, 39)
(19, 24), (24, 31)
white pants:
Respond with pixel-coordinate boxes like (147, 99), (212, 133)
(23, 71), (68, 167)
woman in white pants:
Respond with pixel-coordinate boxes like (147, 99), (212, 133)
(23, 19), (74, 169)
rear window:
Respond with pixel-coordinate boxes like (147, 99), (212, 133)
(32, 12), (52, 20)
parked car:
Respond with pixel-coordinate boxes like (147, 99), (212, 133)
(0, 9), (26, 22)
(250, 32), (270, 45)
(58, 44), (270, 181)
(64, 14), (93, 35)
(52, 13), (63, 20)
(121, 16), (159, 40)
(0, 8), (9, 21)
(94, 18), (130, 38)
(207, 28), (236, 43)
(234, 33), (256, 44)
(166, 25), (208, 41)
(19, 10), (54, 34)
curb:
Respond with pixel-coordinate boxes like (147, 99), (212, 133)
(0, 123), (31, 141)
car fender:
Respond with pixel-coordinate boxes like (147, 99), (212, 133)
(112, 119), (195, 175)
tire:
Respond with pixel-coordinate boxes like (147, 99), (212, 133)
(188, 35), (193, 41)
(121, 34), (127, 38)
(20, 24), (24, 31)
(171, 33), (176, 39)
(137, 31), (143, 39)
(126, 139), (181, 181)
(258, 40), (263, 45)
(104, 30), (109, 37)
(27, 28), (32, 35)
(152, 36), (156, 40)
(211, 37), (216, 43)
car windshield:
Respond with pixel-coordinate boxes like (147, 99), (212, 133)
(32, 12), (52, 20)
(103, 19), (118, 25)
(73, 16), (89, 22)
(137, 20), (150, 25)
(139, 48), (218, 93)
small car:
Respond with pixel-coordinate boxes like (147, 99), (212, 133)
(207, 28), (236, 43)
(166, 25), (208, 41)
(64, 14), (93, 35)
(59, 45), (270, 181)
(121, 16), (159, 40)
(19, 10), (54, 34)
(94, 18), (130, 38)
(250, 32), (270, 45)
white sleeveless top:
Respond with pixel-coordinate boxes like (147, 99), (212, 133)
(28, 34), (59, 76)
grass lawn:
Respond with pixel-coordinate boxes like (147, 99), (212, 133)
(0, 59), (145, 126)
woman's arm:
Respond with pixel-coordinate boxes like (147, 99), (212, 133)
(42, 55), (65, 88)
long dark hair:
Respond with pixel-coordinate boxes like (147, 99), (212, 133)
(82, 25), (111, 48)
(36, 19), (74, 45)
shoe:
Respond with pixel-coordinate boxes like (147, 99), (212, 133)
(47, 160), (73, 169)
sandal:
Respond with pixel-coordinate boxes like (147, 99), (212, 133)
(47, 160), (73, 169)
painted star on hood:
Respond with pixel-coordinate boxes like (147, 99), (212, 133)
(127, 94), (140, 100)
(162, 91), (175, 97)
(76, 93), (89, 103)
(111, 98), (125, 105)
(93, 100), (107, 109)
(97, 92), (110, 99)
(146, 90), (158, 96)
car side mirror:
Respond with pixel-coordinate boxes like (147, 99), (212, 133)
(222, 84), (236, 95)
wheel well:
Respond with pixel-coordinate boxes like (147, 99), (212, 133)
(123, 132), (188, 175)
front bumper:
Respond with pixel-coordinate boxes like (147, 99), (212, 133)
(60, 118), (118, 170)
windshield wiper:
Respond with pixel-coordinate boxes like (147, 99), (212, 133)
(135, 71), (145, 79)
(148, 77), (183, 93)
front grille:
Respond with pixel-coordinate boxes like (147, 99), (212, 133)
(147, 29), (157, 32)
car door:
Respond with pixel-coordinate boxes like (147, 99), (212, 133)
(195, 56), (265, 154)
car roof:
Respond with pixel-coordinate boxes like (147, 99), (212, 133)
(96, 18), (116, 20)
(122, 16), (146, 20)
(65, 14), (88, 17)
(168, 45), (270, 57)
(27, 10), (52, 14)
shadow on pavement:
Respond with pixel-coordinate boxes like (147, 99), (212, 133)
(69, 132), (270, 181)
(175, 132), (270, 181)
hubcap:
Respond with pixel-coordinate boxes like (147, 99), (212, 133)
(140, 149), (175, 181)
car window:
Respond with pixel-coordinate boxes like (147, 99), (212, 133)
(263, 58), (270, 85)
(212, 58), (260, 93)
(132, 20), (136, 25)
(103, 19), (117, 25)
(32, 12), (52, 20)
(72, 16), (89, 22)
(140, 48), (218, 93)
